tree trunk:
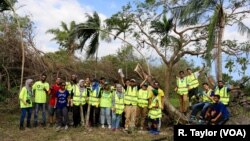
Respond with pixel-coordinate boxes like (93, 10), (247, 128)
(216, 9), (225, 81)
(163, 65), (188, 124)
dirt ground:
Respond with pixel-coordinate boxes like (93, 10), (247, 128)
(0, 112), (174, 141)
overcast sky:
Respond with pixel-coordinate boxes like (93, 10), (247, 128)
(16, 0), (250, 80)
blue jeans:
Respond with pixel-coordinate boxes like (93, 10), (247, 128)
(20, 108), (32, 127)
(100, 107), (111, 125)
(34, 103), (46, 125)
(191, 102), (211, 118)
(112, 112), (122, 129)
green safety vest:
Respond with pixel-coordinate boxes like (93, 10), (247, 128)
(215, 86), (229, 105)
(19, 87), (32, 108)
(100, 91), (112, 108)
(89, 88), (100, 107)
(177, 77), (188, 95)
(187, 73), (199, 89)
(72, 86), (87, 106)
(114, 93), (124, 114)
(202, 89), (213, 103)
(148, 96), (162, 119)
(137, 89), (149, 108)
(124, 86), (138, 106)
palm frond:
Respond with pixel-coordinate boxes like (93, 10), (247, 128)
(237, 21), (250, 38)
(61, 21), (68, 32)
(87, 32), (99, 58)
(205, 8), (219, 67)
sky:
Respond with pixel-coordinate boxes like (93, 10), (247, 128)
(15, 0), (250, 80)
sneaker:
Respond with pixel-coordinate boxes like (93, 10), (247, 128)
(64, 125), (68, 130)
(101, 125), (105, 129)
(153, 130), (160, 135)
(108, 125), (111, 129)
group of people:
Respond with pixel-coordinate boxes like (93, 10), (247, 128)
(175, 66), (232, 125)
(19, 66), (234, 134)
(19, 73), (165, 135)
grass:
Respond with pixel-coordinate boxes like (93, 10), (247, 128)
(0, 111), (173, 141)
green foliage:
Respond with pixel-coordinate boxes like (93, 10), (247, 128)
(73, 11), (100, 58)
(0, 0), (16, 12)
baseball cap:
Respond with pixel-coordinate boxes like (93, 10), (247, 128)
(130, 79), (136, 82)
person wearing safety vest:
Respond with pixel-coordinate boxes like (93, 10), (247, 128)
(121, 78), (139, 131)
(66, 74), (78, 126)
(186, 65), (205, 107)
(111, 84), (124, 131)
(54, 81), (70, 131)
(19, 79), (33, 130)
(175, 71), (188, 115)
(89, 79), (102, 127)
(189, 82), (215, 124)
(32, 73), (49, 127)
(71, 79), (89, 127)
(148, 81), (164, 131)
(136, 82), (150, 130)
(148, 89), (162, 135)
(206, 74), (232, 106)
(100, 81), (112, 129)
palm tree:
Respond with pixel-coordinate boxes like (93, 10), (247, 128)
(46, 21), (77, 54)
(176, 0), (250, 81)
(0, 0), (15, 12)
(72, 11), (101, 58)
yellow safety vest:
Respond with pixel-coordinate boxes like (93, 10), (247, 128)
(100, 91), (112, 108)
(187, 73), (199, 89)
(66, 82), (77, 95)
(114, 93), (124, 114)
(89, 88), (100, 107)
(177, 77), (188, 95)
(137, 89), (149, 108)
(202, 89), (213, 103)
(124, 86), (138, 106)
(19, 87), (33, 108)
(72, 86), (87, 106)
(148, 96), (162, 119)
(215, 86), (229, 105)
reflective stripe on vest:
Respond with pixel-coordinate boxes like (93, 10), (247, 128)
(72, 86), (87, 106)
(137, 89), (149, 108)
(115, 93), (124, 114)
(177, 77), (188, 95)
(215, 86), (229, 105)
(202, 89), (213, 103)
(187, 73), (199, 89)
(89, 88), (100, 106)
(124, 86), (138, 105)
(148, 96), (162, 119)
(100, 91), (112, 108)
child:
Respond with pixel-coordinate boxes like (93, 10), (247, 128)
(148, 89), (162, 135)
(54, 81), (70, 131)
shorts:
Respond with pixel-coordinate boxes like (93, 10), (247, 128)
(48, 105), (56, 116)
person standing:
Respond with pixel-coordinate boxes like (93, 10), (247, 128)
(111, 84), (124, 131)
(66, 74), (78, 126)
(100, 81), (112, 129)
(136, 82), (150, 130)
(89, 79), (101, 127)
(33, 74), (49, 127)
(71, 79), (89, 127)
(19, 79), (33, 130)
(54, 81), (70, 131)
(48, 77), (61, 127)
(148, 89), (162, 135)
(175, 71), (188, 115)
(186, 65), (205, 106)
(121, 78), (139, 131)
